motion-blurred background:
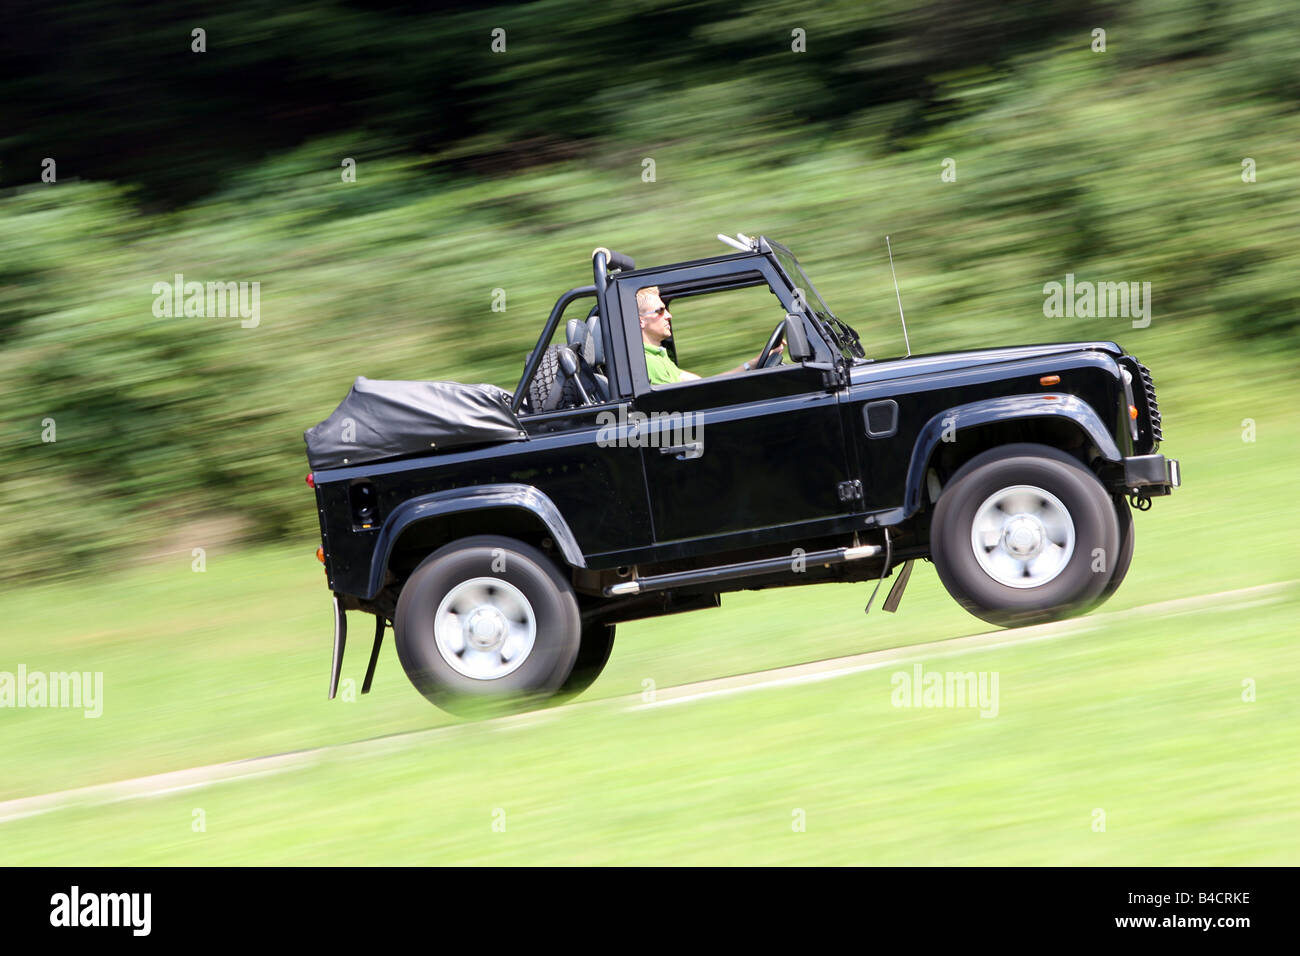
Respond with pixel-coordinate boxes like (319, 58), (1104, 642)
(1, 1), (1297, 864)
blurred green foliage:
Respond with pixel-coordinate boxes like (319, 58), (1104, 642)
(2, 0), (1107, 199)
(2, 0), (1298, 582)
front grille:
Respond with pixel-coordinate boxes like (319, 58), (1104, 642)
(1136, 362), (1163, 443)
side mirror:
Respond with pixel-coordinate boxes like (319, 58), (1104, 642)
(784, 314), (814, 362)
(556, 346), (593, 405)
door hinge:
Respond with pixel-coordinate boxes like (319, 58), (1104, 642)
(837, 479), (863, 502)
(821, 362), (850, 390)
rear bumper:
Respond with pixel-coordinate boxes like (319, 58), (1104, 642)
(1117, 453), (1181, 497)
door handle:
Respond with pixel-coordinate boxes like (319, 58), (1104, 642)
(659, 441), (703, 461)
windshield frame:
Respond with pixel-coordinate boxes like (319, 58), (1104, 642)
(763, 238), (866, 361)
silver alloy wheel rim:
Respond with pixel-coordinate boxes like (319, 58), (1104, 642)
(433, 577), (536, 680)
(970, 484), (1076, 589)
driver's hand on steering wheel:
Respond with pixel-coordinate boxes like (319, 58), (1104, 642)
(751, 342), (783, 368)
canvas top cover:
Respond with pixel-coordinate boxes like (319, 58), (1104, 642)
(304, 377), (526, 469)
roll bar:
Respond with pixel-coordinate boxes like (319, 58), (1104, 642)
(511, 285), (596, 413)
(510, 248), (637, 413)
(591, 248), (635, 340)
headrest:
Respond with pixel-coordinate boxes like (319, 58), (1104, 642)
(585, 315), (605, 367)
(565, 318), (585, 348)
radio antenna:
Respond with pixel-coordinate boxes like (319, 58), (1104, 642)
(885, 235), (911, 357)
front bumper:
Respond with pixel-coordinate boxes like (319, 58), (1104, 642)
(1117, 453), (1181, 497)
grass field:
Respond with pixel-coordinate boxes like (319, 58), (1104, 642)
(1, 356), (1298, 864)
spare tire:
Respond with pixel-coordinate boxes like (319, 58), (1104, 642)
(525, 345), (582, 413)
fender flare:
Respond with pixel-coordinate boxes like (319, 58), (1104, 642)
(365, 483), (585, 599)
(894, 393), (1121, 522)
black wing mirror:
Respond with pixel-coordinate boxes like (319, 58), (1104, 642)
(784, 313), (814, 362)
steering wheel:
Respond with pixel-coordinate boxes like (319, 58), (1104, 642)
(755, 318), (787, 370)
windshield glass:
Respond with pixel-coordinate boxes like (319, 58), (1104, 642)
(765, 238), (866, 360)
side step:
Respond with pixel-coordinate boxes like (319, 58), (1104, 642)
(603, 543), (882, 597)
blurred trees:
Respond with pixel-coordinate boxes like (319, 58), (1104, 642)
(1, 0), (1298, 581)
(3, 0), (1111, 201)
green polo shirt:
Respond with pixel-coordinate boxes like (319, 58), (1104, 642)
(644, 343), (686, 385)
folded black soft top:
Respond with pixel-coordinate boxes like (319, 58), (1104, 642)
(304, 377), (526, 470)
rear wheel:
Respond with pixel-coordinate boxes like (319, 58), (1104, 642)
(394, 535), (581, 716)
(931, 443), (1119, 628)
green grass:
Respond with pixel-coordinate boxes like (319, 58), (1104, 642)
(1, 357), (1298, 863)
(3, 592), (1295, 865)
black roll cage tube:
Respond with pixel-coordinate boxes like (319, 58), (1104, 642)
(511, 248), (632, 414)
(510, 284), (597, 414)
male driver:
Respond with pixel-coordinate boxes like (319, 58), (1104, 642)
(638, 286), (780, 385)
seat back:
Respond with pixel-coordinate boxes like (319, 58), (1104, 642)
(562, 312), (610, 403)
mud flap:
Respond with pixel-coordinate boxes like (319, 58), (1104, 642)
(882, 559), (915, 613)
(329, 596), (347, 700)
(362, 614), (385, 694)
(864, 529), (893, 615)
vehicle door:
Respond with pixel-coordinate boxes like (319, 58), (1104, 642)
(613, 258), (856, 546)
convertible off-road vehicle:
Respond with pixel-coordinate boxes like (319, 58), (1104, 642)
(304, 235), (1180, 714)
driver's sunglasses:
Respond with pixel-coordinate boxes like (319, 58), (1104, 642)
(639, 305), (669, 319)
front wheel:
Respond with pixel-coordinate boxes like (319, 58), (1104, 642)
(1089, 496), (1135, 611)
(930, 444), (1120, 628)
(394, 535), (582, 716)
(555, 623), (616, 701)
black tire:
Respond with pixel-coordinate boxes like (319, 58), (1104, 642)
(394, 535), (581, 716)
(1089, 496), (1135, 610)
(525, 345), (581, 413)
(555, 623), (616, 701)
(930, 443), (1120, 628)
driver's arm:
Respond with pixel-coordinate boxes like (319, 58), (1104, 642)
(721, 343), (783, 376)
(675, 351), (765, 380)
(675, 345), (782, 381)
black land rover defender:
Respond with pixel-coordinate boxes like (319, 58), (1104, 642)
(304, 235), (1180, 714)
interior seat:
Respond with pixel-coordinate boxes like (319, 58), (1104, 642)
(564, 311), (611, 402)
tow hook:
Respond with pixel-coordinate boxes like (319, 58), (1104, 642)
(1127, 490), (1152, 511)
